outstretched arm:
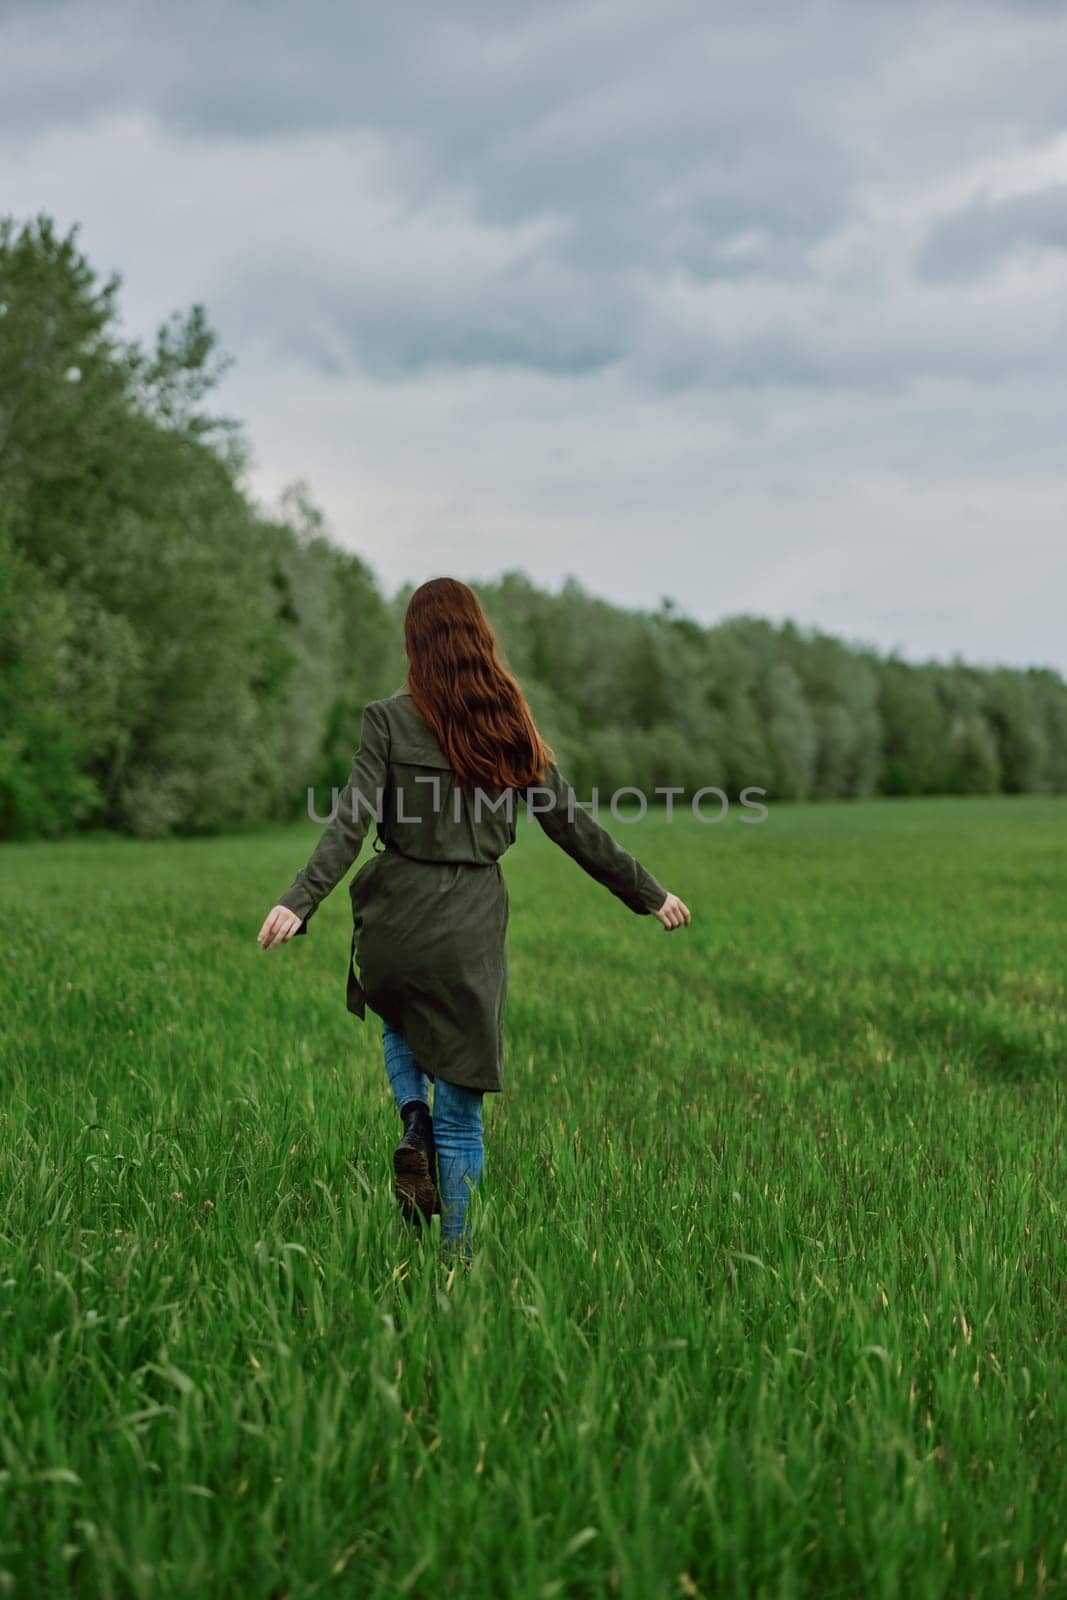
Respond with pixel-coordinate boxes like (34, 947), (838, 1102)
(258, 701), (390, 950)
(527, 762), (690, 929)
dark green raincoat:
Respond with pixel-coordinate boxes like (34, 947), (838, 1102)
(276, 688), (667, 1092)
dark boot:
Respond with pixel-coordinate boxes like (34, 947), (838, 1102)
(393, 1100), (441, 1224)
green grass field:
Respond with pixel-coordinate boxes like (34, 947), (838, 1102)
(2, 797), (1066, 1599)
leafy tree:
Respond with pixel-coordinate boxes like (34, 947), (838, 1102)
(762, 662), (817, 799)
(945, 714), (1002, 795)
(879, 661), (949, 796)
(983, 670), (1050, 794)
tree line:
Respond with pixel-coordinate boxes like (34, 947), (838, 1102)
(2, 215), (1064, 839)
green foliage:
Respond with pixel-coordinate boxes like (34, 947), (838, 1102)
(0, 520), (103, 835)
(1, 799), (1065, 1595)
(0, 217), (394, 838)
(2, 214), (1066, 839)
(879, 660), (949, 795)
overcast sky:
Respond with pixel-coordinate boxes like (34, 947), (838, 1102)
(4, 0), (1066, 671)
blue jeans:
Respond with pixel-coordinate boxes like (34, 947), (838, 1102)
(381, 1022), (484, 1248)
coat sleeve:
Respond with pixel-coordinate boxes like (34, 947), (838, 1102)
(274, 701), (390, 931)
(528, 762), (667, 915)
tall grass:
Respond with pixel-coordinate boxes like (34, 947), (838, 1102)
(2, 798), (1065, 1597)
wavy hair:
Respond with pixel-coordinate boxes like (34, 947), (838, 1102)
(404, 577), (553, 790)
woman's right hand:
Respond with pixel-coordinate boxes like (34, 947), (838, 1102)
(258, 905), (304, 949)
(653, 892), (691, 931)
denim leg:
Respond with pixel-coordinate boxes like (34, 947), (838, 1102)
(381, 1021), (431, 1113)
(433, 1076), (485, 1247)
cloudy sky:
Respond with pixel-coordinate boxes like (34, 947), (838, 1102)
(4, 0), (1066, 670)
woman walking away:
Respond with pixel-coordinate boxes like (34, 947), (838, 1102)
(257, 578), (691, 1263)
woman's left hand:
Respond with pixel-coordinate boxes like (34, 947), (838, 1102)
(258, 905), (304, 949)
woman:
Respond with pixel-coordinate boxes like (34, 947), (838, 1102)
(257, 578), (691, 1262)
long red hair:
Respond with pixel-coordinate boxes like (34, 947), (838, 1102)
(404, 577), (553, 790)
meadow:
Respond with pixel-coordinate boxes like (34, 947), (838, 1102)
(1, 796), (1065, 1599)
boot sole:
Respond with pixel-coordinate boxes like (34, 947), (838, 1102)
(394, 1146), (442, 1224)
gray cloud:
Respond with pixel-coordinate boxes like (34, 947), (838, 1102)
(918, 182), (1067, 280)
(4, 0), (1067, 389)
(2, 0), (1066, 669)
